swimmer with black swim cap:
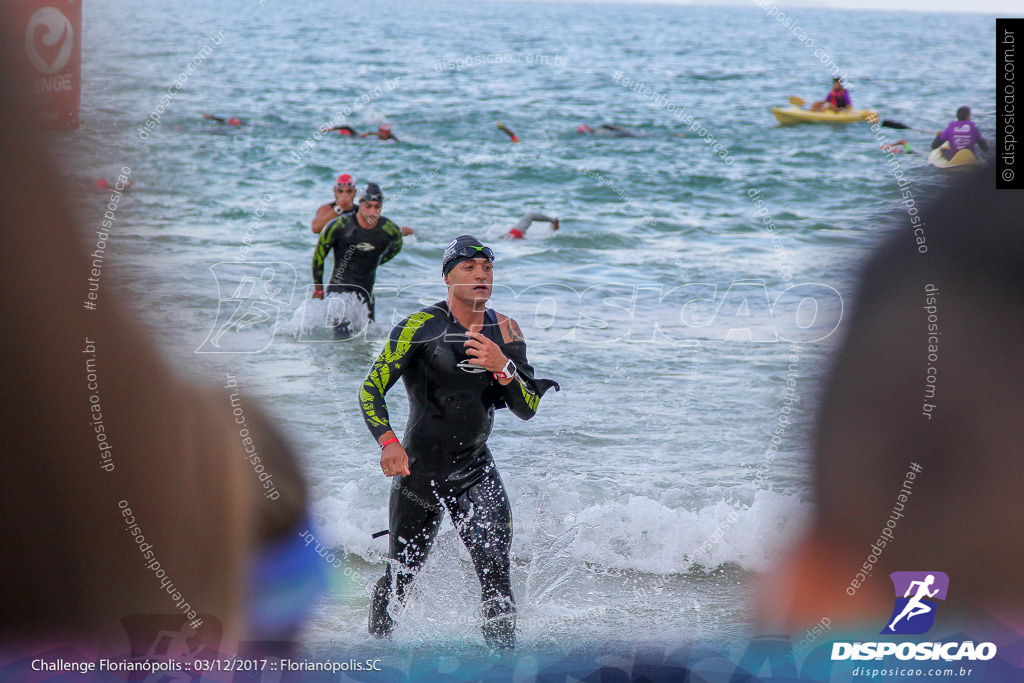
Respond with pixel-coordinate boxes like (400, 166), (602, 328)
(311, 183), (407, 328)
(360, 235), (559, 649)
(312, 174), (414, 237)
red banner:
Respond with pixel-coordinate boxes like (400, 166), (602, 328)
(9, 0), (82, 129)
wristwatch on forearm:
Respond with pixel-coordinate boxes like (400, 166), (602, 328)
(494, 357), (517, 380)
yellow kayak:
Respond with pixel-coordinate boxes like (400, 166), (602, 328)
(927, 143), (982, 171)
(771, 106), (878, 125)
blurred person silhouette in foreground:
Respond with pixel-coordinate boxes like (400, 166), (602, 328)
(0, 21), (322, 658)
(758, 163), (1024, 639)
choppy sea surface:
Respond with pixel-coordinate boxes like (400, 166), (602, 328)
(62, 0), (997, 663)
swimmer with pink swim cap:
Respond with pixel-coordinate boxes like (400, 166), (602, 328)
(312, 173), (358, 234)
(360, 123), (399, 141)
(312, 173), (414, 236)
(505, 212), (559, 239)
(95, 178), (133, 191)
(203, 113), (244, 126)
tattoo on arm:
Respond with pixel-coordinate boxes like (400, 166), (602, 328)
(508, 319), (524, 342)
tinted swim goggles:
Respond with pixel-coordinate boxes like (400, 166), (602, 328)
(450, 245), (494, 261)
(442, 243), (495, 276)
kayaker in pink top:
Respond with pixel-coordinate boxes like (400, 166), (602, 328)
(811, 78), (852, 112)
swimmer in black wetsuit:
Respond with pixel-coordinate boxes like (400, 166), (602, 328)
(311, 183), (403, 322)
(202, 113), (243, 126)
(359, 235), (559, 649)
(323, 124), (359, 136)
(312, 174), (415, 236)
(577, 123), (636, 137)
(496, 121), (519, 143)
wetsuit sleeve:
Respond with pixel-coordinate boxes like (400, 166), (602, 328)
(513, 212), (556, 234)
(378, 221), (403, 265)
(494, 341), (560, 420)
(312, 216), (340, 285)
(359, 311), (435, 440)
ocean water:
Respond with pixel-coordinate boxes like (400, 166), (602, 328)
(63, 0), (997, 663)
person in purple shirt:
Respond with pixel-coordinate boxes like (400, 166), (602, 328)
(931, 106), (989, 159)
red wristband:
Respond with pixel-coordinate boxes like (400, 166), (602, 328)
(380, 437), (399, 449)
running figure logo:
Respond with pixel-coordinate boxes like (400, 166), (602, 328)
(197, 262), (296, 353)
(120, 613), (220, 681)
(881, 571), (950, 635)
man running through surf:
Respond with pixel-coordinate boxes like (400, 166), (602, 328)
(359, 235), (559, 649)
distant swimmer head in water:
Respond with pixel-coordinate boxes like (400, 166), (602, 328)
(442, 235), (494, 277)
(95, 178), (134, 191)
(202, 114), (244, 126)
(359, 124), (397, 141)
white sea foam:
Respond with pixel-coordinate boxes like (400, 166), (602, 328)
(278, 292), (372, 341)
(313, 484), (810, 576)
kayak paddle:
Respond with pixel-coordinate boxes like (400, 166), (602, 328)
(880, 119), (938, 135)
(789, 96), (806, 107)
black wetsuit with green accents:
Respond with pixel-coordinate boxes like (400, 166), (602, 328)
(311, 212), (402, 320)
(359, 300), (558, 648)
